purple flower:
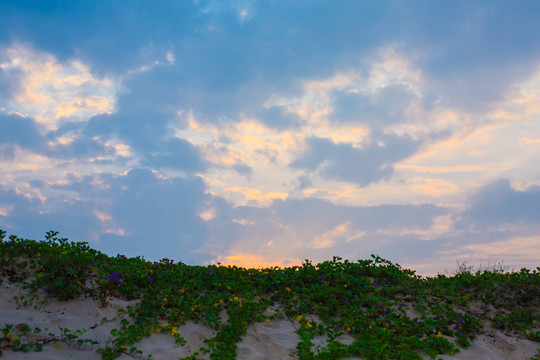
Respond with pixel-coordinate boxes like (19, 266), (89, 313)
(374, 284), (379, 288)
(148, 278), (154, 282)
(217, 262), (221, 266)
(117, 281), (122, 285)
(209, 269), (215, 274)
(460, 318), (465, 322)
(160, 272), (164, 276)
(456, 324), (461, 328)
(344, 300), (347, 304)
(337, 326), (342, 330)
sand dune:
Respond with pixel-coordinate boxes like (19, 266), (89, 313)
(1, 280), (538, 359)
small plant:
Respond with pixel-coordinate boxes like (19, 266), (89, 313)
(1, 229), (539, 359)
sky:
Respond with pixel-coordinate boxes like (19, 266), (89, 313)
(1, 1), (539, 277)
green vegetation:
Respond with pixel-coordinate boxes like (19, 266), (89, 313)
(1, 229), (539, 359)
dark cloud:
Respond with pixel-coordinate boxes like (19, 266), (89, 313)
(0, 168), (214, 263)
(330, 90), (373, 124)
(92, 169), (211, 262)
(139, 138), (206, 172)
(2, 1), (538, 117)
(291, 134), (419, 186)
(458, 179), (540, 228)
(231, 163), (252, 177)
(394, 1), (540, 111)
(0, 65), (23, 103)
(83, 68), (208, 172)
(0, 185), (102, 245)
(330, 84), (418, 125)
(255, 106), (301, 130)
(0, 113), (123, 161)
(296, 175), (312, 190)
(0, 112), (45, 151)
(0, 1), (198, 77)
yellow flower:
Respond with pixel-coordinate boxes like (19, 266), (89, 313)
(161, 323), (169, 328)
(286, 287), (291, 292)
(163, 297), (167, 302)
(171, 327), (178, 336)
(55, 342), (62, 349)
(346, 327), (351, 331)
(435, 331), (443, 338)
(296, 315), (303, 322)
(76, 281), (82, 286)
(344, 284), (347, 288)
(265, 319), (271, 322)
(307, 322), (312, 328)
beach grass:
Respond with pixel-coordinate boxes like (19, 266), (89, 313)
(1, 229), (539, 360)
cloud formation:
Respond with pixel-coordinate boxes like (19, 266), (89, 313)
(1, 1), (539, 276)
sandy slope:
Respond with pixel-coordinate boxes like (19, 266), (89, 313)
(1, 280), (538, 360)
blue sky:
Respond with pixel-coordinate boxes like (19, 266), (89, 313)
(1, 0), (539, 276)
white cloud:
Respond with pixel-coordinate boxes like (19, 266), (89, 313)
(1, 43), (118, 131)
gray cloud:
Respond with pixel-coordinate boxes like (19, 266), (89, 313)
(330, 84), (418, 125)
(255, 106), (302, 130)
(458, 179), (540, 228)
(2, 1), (538, 118)
(291, 134), (419, 186)
(0, 168), (214, 263)
(0, 113), (45, 158)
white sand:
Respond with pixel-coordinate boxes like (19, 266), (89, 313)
(1, 280), (538, 360)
